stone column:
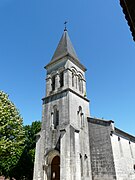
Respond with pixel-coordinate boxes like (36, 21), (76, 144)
(63, 70), (68, 89)
(67, 69), (72, 89)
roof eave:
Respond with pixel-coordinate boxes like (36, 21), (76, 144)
(45, 53), (87, 72)
(120, 0), (135, 41)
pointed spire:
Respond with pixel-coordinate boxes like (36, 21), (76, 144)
(50, 30), (79, 63)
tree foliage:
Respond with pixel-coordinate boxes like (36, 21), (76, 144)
(0, 91), (41, 179)
(12, 121), (41, 180)
(0, 91), (25, 177)
(23, 121), (41, 179)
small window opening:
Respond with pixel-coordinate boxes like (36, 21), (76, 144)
(133, 164), (135, 171)
(56, 110), (59, 126)
(52, 76), (55, 91)
(76, 76), (78, 88)
(78, 106), (84, 128)
(82, 81), (83, 93)
(84, 154), (88, 159)
(53, 106), (59, 129)
(80, 153), (83, 176)
(79, 106), (82, 112)
(118, 137), (123, 157)
(72, 73), (74, 87)
(78, 77), (81, 91)
(110, 131), (113, 136)
(60, 72), (64, 87)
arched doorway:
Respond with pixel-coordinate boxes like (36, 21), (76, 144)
(51, 156), (60, 180)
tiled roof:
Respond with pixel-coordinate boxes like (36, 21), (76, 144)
(120, 0), (135, 41)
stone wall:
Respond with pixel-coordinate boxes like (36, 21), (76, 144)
(88, 117), (135, 180)
(88, 118), (117, 180)
(111, 129), (135, 180)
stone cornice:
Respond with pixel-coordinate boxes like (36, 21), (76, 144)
(42, 88), (89, 103)
(87, 117), (114, 126)
(114, 127), (135, 143)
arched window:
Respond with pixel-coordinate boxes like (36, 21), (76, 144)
(79, 153), (83, 176)
(84, 154), (89, 176)
(52, 76), (56, 91)
(53, 105), (59, 129)
(71, 68), (77, 88)
(78, 106), (84, 128)
(82, 80), (83, 93)
(78, 76), (81, 91)
(60, 71), (64, 87)
(72, 72), (74, 87)
(79, 106), (82, 112)
(129, 141), (134, 158)
(118, 137), (123, 157)
(78, 74), (83, 93)
(76, 75), (78, 88)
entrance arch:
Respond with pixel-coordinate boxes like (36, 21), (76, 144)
(51, 156), (60, 180)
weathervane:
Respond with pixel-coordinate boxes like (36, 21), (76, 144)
(64, 21), (68, 31)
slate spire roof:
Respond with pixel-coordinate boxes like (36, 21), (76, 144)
(45, 29), (86, 71)
(51, 29), (79, 62)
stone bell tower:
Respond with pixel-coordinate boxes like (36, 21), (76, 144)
(33, 29), (92, 180)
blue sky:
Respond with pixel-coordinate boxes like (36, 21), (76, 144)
(0, 0), (134, 135)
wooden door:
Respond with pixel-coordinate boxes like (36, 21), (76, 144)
(51, 156), (60, 180)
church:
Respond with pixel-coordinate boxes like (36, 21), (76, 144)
(33, 28), (135, 180)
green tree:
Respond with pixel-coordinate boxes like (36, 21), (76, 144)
(0, 91), (24, 178)
(23, 121), (41, 180)
(12, 121), (41, 180)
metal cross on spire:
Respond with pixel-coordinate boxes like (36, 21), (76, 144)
(64, 21), (68, 31)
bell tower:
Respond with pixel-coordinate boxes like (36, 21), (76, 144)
(33, 29), (92, 180)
